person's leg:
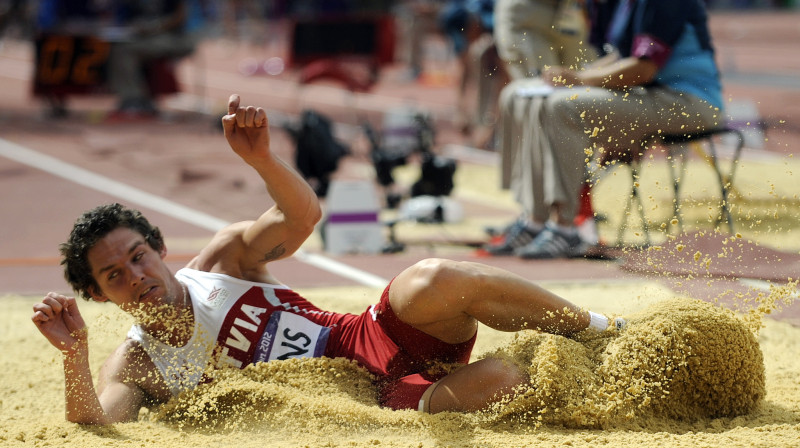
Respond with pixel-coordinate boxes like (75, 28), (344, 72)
(422, 357), (527, 413)
(388, 258), (592, 344)
(497, 79), (522, 191)
(515, 85), (721, 259)
(545, 85), (722, 194)
(519, 93), (555, 224)
(388, 258), (620, 412)
(554, 31), (596, 69)
(396, 2), (438, 78)
(471, 34), (496, 127)
(386, 258), (621, 413)
(540, 86), (619, 225)
(488, 81), (555, 255)
(514, 86), (642, 259)
(497, 80), (551, 223)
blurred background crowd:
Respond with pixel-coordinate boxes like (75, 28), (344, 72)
(1, 0), (798, 259)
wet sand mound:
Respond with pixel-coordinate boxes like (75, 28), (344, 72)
(3, 287), (797, 447)
(489, 298), (765, 427)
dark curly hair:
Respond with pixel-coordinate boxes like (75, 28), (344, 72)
(60, 203), (165, 299)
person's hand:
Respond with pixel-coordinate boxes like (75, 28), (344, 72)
(221, 94), (271, 167)
(32, 293), (88, 355)
(543, 66), (582, 87)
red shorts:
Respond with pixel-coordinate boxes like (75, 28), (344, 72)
(322, 281), (476, 410)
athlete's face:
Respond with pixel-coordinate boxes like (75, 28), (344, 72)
(86, 227), (175, 312)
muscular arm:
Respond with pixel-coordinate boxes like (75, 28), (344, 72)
(33, 294), (147, 424)
(189, 95), (322, 281)
(62, 342), (147, 424)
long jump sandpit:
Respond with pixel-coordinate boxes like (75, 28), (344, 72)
(3, 279), (798, 448)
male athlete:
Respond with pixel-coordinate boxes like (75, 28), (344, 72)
(32, 94), (622, 424)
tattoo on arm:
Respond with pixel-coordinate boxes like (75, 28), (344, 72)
(259, 243), (287, 263)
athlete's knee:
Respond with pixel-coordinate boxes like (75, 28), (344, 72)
(470, 357), (527, 407)
(405, 258), (475, 293)
(482, 357), (527, 392)
(430, 357), (528, 413)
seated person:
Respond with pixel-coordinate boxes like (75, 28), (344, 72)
(32, 94), (624, 423)
(108, 0), (198, 118)
(487, 0), (723, 259)
(438, 0), (496, 134)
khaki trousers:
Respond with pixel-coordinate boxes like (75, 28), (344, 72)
(498, 79), (722, 223)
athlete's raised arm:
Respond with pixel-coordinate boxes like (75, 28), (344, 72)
(190, 94), (322, 281)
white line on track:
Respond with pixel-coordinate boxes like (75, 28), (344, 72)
(0, 137), (389, 288)
(739, 278), (800, 298)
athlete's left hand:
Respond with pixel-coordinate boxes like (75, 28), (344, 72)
(222, 94), (272, 166)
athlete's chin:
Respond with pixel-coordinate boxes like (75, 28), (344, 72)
(138, 285), (162, 303)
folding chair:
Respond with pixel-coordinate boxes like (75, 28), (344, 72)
(618, 127), (746, 246)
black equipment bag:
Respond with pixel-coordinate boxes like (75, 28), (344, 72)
(284, 109), (349, 197)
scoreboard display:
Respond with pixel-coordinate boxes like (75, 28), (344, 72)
(33, 34), (111, 96)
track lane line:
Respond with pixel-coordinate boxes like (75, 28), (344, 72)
(0, 137), (389, 288)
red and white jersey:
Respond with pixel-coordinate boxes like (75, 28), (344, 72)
(127, 268), (351, 395)
(127, 268), (476, 411)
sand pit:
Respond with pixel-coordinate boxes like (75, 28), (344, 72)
(3, 281), (799, 448)
(489, 298), (765, 428)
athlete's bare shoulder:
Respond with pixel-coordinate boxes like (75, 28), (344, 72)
(185, 221), (253, 273)
(184, 221), (282, 284)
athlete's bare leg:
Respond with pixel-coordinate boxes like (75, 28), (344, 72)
(420, 357), (527, 413)
(389, 258), (591, 344)
(389, 258), (595, 413)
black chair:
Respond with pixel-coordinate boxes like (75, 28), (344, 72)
(617, 127), (746, 246)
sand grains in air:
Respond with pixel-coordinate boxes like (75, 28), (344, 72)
(151, 298), (764, 434)
(486, 298), (764, 428)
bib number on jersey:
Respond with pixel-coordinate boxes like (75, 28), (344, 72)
(252, 311), (330, 363)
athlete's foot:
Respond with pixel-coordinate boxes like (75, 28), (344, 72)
(587, 312), (627, 332)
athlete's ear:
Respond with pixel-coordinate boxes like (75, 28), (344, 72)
(159, 243), (167, 260)
(87, 285), (109, 303)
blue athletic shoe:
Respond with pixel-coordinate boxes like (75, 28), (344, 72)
(515, 224), (589, 259)
(484, 218), (543, 256)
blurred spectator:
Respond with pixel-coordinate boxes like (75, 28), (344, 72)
(438, 0), (497, 135)
(393, 1), (443, 80)
(36, 0), (100, 32)
(488, 0), (723, 259)
(0, 0), (32, 40)
(492, 0), (598, 185)
(108, 0), (201, 118)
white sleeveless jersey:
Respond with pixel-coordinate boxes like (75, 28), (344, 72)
(127, 268), (336, 395)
